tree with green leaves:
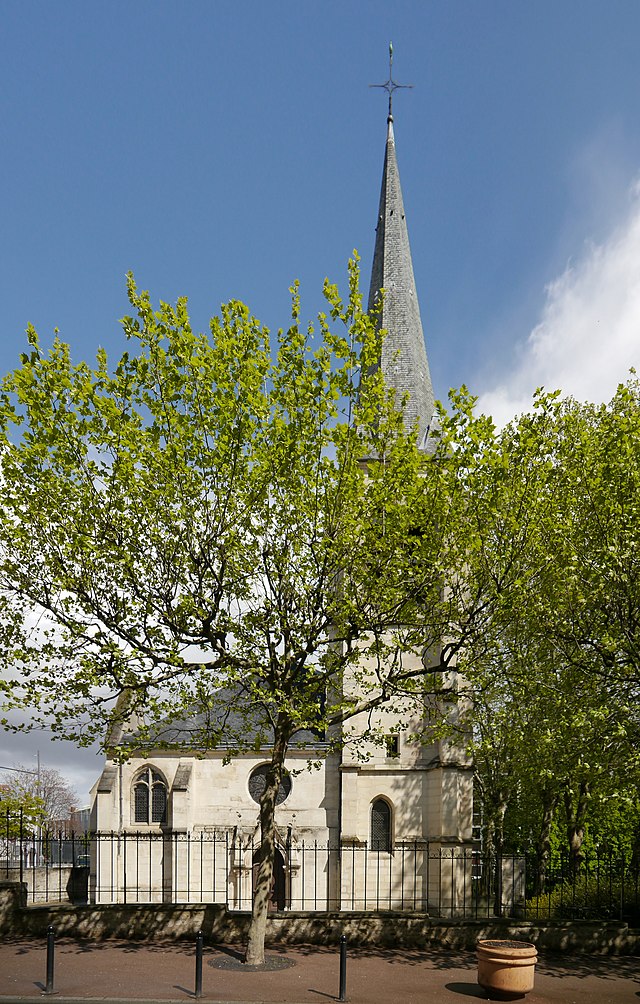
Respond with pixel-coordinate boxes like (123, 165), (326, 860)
(0, 259), (479, 963)
(0, 790), (45, 839)
(459, 382), (640, 880)
(522, 382), (640, 871)
(472, 646), (637, 886)
(535, 379), (640, 690)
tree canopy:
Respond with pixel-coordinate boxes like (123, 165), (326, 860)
(0, 789), (45, 838)
(0, 261), (471, 750)
(456, 380), (640, 872)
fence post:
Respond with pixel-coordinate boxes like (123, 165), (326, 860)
(338, 933), (347, 1002)
(195, 930), (203, 998)
(45, 925), (55, 994)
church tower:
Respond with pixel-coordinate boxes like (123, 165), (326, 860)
(367, 112), (435, 448)
(366, 50), (435, 449)
(337, 65), (473, 904)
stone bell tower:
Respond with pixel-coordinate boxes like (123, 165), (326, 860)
(338, 58), (473, 909)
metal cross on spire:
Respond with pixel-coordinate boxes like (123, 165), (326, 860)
(369, 42), (413, 119)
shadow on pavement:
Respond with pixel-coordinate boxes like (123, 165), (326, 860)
(535, 953), (640, 982)
(445, 985), (491, 999)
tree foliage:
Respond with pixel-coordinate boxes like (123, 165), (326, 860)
(0, 789), (45, 838)
(0, 261), (462, 749)
(459, 380), (640, 873)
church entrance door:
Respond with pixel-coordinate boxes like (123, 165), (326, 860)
(252, 847), (286, 911)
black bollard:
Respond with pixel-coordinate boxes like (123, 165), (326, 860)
(45, 925), (55, 995)
(338, 933), (347, 1002)
(195, 930), (203, 998)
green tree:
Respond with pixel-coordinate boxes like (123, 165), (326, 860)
(472, 654), (637, 884)
(0, 790), (45, 839)
(0, 260), (476, 963)
(461, 384), (640, 878)
(529, 384), (640, 870)
(536, 380), (640, 690)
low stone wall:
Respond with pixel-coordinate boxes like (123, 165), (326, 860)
(266, 913), (640, 955)
(2, 866), (88, 904)
(1, 881), (638, 954)
(0, 879), (27, 933)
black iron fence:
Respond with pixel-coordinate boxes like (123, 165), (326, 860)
(2, 817), (639, 923)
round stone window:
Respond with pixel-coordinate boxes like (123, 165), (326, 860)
(248, 764), (292, 805)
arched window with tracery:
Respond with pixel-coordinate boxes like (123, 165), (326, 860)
(133, 767), (168, 824)
(370, 798), (392, 852)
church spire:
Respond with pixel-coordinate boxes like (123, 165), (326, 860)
(368, 51), (435, 449)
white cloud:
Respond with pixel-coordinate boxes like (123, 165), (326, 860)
(479, 181), (640, 426)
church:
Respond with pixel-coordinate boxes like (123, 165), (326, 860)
(90, 95), (475, 915)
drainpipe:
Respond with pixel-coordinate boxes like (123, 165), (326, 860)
(118, 763), (123, 832)
(337, 751), (343, 911)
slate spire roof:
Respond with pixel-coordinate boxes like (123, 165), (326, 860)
(367, 112), (435, 450)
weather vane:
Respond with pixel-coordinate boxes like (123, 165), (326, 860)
(369, 42), (413, 118)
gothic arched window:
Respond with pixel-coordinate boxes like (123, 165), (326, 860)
(133, 767), (168, 824)
(370, 798), (392, 852)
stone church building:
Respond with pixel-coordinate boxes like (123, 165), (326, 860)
(90, 106), (474, 914)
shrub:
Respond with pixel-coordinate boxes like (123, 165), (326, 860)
(525, 873), (640, 923)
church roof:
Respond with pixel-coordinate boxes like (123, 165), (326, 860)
(367, 114), (435, 450)
(111, 694), (328, 755)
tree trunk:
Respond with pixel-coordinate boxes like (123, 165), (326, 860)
(630, 820), (640, 873)
(534, 786), (557, 895)
(482, 812), (495, 905)
(244, 728), (288, 966)
(491, 796), (507, 918)
(564, 780), (590, 876)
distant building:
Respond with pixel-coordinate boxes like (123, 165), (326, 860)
(70, 807), (91, 832)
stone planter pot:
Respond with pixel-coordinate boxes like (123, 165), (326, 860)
(476, 939), (537, 1000)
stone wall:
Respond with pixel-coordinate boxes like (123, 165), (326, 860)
(2, 866), (88, 904)
(1, 881), (638, 954)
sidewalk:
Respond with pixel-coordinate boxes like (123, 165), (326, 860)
(0, 937), (639, 1003)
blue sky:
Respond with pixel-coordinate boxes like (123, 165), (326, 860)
(2, 0), (640, 800)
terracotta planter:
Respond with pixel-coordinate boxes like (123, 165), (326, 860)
(476, 939), (537, 1000)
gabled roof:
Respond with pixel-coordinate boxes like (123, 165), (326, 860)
(109, 691), (328, 755)
(367, 114), (435, 450)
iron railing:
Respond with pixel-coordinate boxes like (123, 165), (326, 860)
(2, 814), (639, 922)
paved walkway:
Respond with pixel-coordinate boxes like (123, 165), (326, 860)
(0, 937), (639, 1003)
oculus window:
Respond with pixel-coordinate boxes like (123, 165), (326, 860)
(248, 764), (292, 805)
